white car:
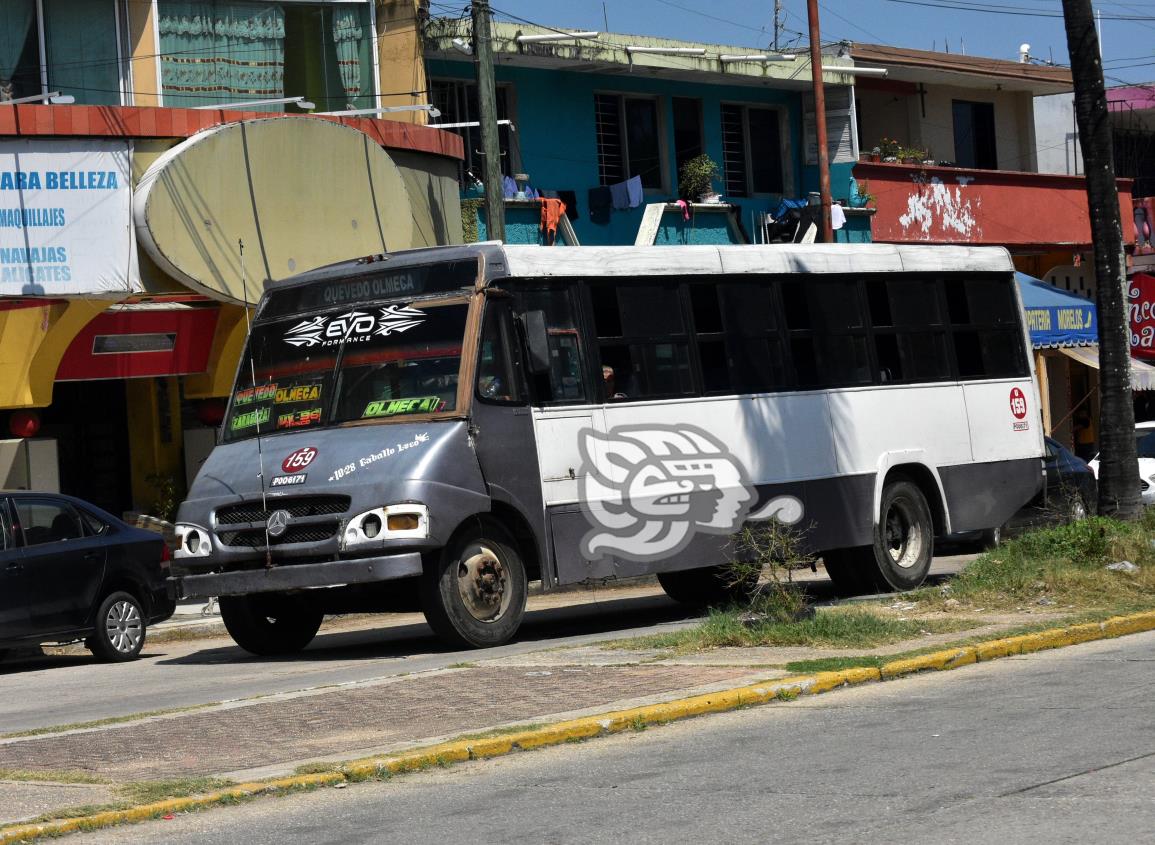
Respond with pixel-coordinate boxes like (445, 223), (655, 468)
(1087, 420), (1155, 505)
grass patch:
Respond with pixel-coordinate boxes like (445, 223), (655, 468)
(0, 768), (108, 785)
(0, 704), (214, 740)
(783, 655), (888, 673)
(915, 516), (1155, 612)
(606, 605), (978, 656)
(117, 777), (236, 805)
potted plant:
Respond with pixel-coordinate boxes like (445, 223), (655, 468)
(899, 145), (928, 164)
(679, 154), (720, 203)
(849, 179), (874, 208)
(878, 137), (902, 160)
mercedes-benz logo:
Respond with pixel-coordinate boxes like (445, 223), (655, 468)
(266, 509), (291, 538)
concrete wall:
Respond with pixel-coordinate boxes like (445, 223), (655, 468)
(915, 85), (1037, 171)
(1034, 93), (1080, 175)
(429, 60), (853, 246)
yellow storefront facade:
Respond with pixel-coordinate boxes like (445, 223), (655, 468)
(0, 0), (461, 518)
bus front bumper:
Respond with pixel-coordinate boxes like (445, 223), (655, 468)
(168, 553), (424, 600)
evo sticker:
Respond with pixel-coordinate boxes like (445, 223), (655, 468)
(1010, 387), (1029, 431)
(282, 446), (318, 473)
(270, 473), (307, 487)
(362, 396), (443, 418)
(284, 305), (426, 348)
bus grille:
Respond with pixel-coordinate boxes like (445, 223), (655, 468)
(218, 525), (339, 547)
(215, 496), (351, 526)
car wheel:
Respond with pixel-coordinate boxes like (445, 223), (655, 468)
(980, 524), (1002, 550)
(1069, 496), (1089, 522)
(657, 564), (760, 606)
(88, 591), (146, 662)
(219, 593), (323, 656)
(420, 521), (527, 649)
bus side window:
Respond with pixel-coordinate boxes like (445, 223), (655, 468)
(782, 279), (870, 388)
(515, 287), (590, 405)
(477, 301), (524, 404)
(691, 281), (786, 395)
(867, 278), (951, 384)
(946, 276), (1028, 379)
(591, 282), (693, 401)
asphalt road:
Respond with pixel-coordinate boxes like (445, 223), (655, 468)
(0, 555), (972, 735)
(71, 630), (1155, 845)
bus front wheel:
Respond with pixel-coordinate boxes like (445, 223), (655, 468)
(420, 522), (528, 649)
(219, 593), (323, 656)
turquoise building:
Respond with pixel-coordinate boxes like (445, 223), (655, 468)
(424, 21), (871, 246)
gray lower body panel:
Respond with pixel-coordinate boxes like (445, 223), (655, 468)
(170, 553), (424, 599)
(547, 457), (1040, 586)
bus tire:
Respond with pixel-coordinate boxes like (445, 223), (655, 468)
(420, 521), (528, 649)
(656, 565), (759, 606)
(219, 593), (323, 656)
(866, 479), (935, 591)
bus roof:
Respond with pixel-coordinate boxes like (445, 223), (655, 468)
(270, 242), (1013, 293)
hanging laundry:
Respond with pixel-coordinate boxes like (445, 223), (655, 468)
(588, 186), (612, 224)
(540, 198), (567, 245)
(675, 199), (690, 221)
(625, 175), (643, 208)
(830, 203), (847, 231)
(609, 179), (631, 210)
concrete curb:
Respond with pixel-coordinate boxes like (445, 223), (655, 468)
(4, 609), (1154, 844)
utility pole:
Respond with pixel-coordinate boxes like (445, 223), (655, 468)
(1061, 0), (1140, 518)
(471, 0), (505, 241)
(773, 0), (782, 52)
(806, 0), (833, 242)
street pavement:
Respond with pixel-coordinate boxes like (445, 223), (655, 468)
(67, 631), (1155, 844)
(0, 554), (975, 736)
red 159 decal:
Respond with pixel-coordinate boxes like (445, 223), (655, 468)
(282, 447), (318, 473)
(1009, 387), (1027, 420)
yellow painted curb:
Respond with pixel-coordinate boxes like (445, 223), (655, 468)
(3, 610), (1154, 844)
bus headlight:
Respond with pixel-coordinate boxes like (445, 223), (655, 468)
(342, 504), (429, 549)
(175, 523), (212, 558)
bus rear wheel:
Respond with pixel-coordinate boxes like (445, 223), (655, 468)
(219, 593), (323, 656)
(420, 522), (528, 649)
(657, 564), (759, 606)
(867, 479), (934, 591)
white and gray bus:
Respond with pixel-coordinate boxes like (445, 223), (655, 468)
(172, 243), (1044, 653)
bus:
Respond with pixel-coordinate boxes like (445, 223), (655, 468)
(171, 243), (1044, 654)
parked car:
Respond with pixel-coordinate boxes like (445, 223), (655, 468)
(955, 436), (1096, 548)
(1087, 420), (1155, 506)
(0, 492), (175, 662)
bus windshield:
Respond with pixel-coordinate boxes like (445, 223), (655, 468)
(223, 302), (468, 442)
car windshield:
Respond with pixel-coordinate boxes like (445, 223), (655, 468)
(223, 302), (468, 442)
(1137, 430), (1155, 459)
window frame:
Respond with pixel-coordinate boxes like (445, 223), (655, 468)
(2, 0), (129, 105)
(11, 496), (85, 547)
(952, 99), (999, 170)
(474, 296), (527, 407)
(430, 76), (519, 182)
(719, 101), (791, 198)
(593, 91), (669, 193)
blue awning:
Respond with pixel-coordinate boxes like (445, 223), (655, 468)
(1016, 272), (1097, 348)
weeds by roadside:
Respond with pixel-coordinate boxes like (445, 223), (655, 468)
(913, 515), (1155, 612)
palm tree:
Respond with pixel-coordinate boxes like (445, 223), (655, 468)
(1062, 0), (1141, 518)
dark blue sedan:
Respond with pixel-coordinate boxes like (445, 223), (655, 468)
(0, 492), (175, 662)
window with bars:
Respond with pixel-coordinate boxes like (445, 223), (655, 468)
(430, 78), (514, 183)
(593, 93), (664, 190)
(720, 103), (785, 197)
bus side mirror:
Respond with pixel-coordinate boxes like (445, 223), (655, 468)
(518, 311), (551, 375)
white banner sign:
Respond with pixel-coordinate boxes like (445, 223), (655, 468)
(0, 139), (140, 296)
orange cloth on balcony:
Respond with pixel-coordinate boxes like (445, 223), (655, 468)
(540, 197), (567, 244)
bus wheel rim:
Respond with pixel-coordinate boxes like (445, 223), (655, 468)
(885, 499), (923, 569)
(456, 544), (511, 622)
